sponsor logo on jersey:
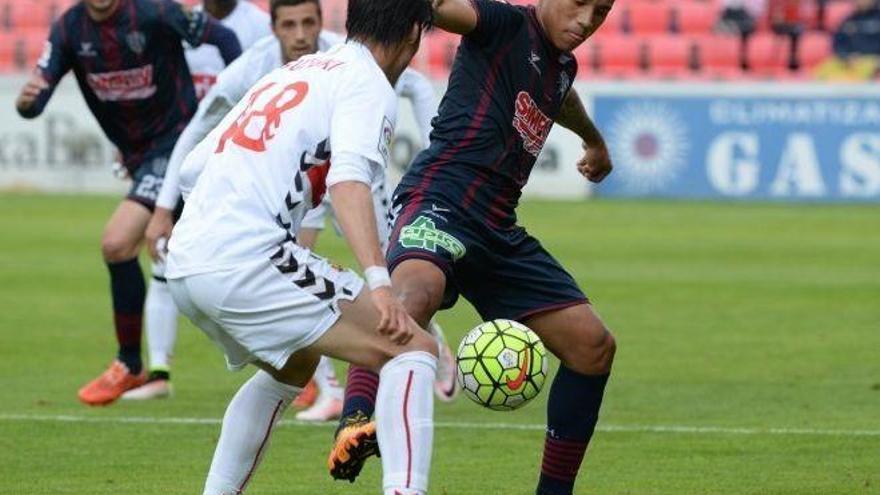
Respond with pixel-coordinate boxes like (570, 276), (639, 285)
(399, 216), (466, 260)
(378, 116), (394, 165)
(512, 91), (552, 157)
(126, 31), (147, 55)
(86, 65), (157, 101)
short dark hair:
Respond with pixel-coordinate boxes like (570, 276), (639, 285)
(346, 0), (433, 46)
(270, 0), (322, 24)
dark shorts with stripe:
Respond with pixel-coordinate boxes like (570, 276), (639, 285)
(386, 191), (588, 322)
(126, 153), (170, 212)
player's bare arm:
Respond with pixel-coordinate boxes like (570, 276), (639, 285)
(329, 181), (417, 346)
(557, 88), (613, 183)
(15, 73), (49, 116)
(431, 0), (478, 34)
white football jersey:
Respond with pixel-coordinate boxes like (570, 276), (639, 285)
(185, 1), (272, 99)
(167, 42), (397, 278)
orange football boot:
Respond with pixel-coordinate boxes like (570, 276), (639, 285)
(328, 413), (379, 482)
(292, 378), (318, 409)
(77, 360), (147, 406)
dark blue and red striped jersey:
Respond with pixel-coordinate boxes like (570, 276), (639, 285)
(20, 0), (241, 170)
(397, 0), (577, 229)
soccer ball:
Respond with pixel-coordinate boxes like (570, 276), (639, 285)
(456, 319), (548, 411)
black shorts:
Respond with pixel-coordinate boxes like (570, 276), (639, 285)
(126, 154), (169, 211)
(386, 192), (588, 322)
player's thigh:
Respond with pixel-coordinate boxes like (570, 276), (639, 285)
(524, 303), (616, 375)
(386, 194), (471, 324)
(101, 199), (151, 260)
(306, 290), (438, 373)
(255, 351), (321, 388)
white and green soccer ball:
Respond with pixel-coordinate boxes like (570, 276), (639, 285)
(456, 319), (548, 411)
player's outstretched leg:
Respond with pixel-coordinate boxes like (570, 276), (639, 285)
(330, 259), (446, 481)
(123, 259), (178, 400)
(526, 304), (616, 495)
(203, 369), (305, 495)
(78, 200), (151, 406)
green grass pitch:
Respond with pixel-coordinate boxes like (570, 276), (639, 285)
(0, 194), (878, 494)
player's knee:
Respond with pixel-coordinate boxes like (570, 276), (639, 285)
(409, 329), (439, 358)
(101, 232), (138, 262)
(561, 324), (616, 375)
(398, 283), (443, 326)
(369, 329), (438, 371)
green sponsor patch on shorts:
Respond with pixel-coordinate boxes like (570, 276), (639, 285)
(399, 216), (466, 260)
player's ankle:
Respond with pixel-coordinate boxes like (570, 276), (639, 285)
(148, 368), (170, 382)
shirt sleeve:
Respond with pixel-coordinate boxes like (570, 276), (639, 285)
(395, 68), (437, 149)
(327, 74), (398, 188)
(18, 21), (71, 119)
(466, 0), (525, 47)
(177, 138), (214, 201)
(158, 0), (243, 62)
(201, 18), (242, 64)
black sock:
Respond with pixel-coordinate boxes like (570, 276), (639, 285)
(107, 258), (145, 374)
(536, 367), (610, 495)
(148, 369), (170, 382)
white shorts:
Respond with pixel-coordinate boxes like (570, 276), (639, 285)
(168, 241), (364, 371)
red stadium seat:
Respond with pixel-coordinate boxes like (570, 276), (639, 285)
(647, 35), (692, 71)
(594, 34), (644, 74)
(800, 32), (832, 68)
(825, 1), (854, 30)
(674, 1), (717, 34)
(573, 41), (600, 74)
(1, 0), (55, 31)
(425, 32), (460, 74)
(626, 0), (672, 34)
(594, 2), (626, 37)
(0, 32), (43, 73)
(250, 0), (270, 12)
(746, 33), (789, 71)
(694, 34), (740, 70)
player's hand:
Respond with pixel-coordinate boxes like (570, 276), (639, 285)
(577, 141), (613, 183)
(146, 207), (175, 262)
(16, 73), (48, 111)
(371, 287), (416, 346)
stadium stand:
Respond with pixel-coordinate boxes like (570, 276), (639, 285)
(0, 0), (868, 81)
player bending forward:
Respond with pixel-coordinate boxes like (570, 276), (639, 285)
(139, 0), (459, 416)
(165, 0), (437, 493)
(330, 0), (618, 493)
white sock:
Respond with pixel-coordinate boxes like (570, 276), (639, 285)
(313, 356), (343, 401)
(204, 370), (301, 495)
(376, 351), (437, 495)
(145, 260), (179, 372)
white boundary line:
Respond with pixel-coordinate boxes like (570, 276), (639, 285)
(1, 413), (878, 437)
